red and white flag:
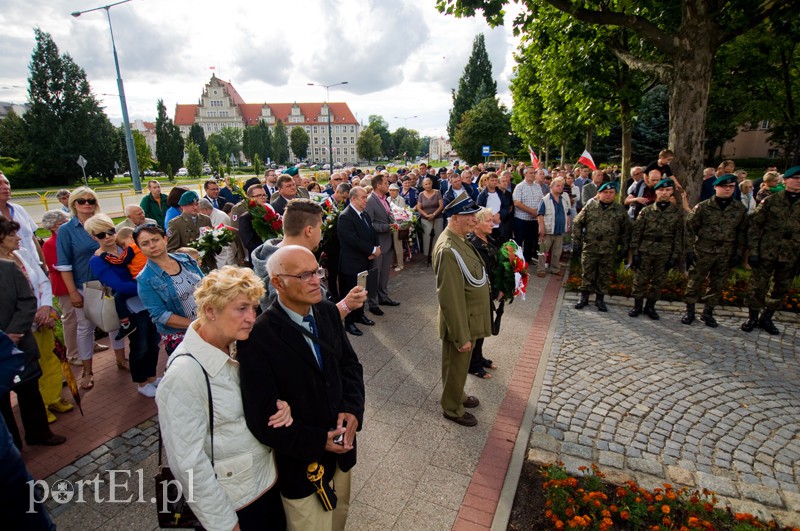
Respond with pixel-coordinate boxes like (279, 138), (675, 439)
(528, 145), (540, 169)
(209, 66), (216, 70)
(577, 149), (597, 170)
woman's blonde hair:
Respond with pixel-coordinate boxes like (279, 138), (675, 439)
(83, 213), (115, 235)
(194, 266), (265, 323)
(68, 186), (101, 216)
(739, 180), (753, 194)
(763, 171), (780, 187)
(474, 206), (493, 224)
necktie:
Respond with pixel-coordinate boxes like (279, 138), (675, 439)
(302, 314), (323, 369)
(359, 212), (370, 229)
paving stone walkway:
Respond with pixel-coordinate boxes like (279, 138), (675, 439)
(528, 292), (800, 527)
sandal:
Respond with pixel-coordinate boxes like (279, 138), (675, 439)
(116, 359), (130, 371)
(470, 370), (492, 379)
(80, 372), (94, 390)
(482, 359), (497, 370)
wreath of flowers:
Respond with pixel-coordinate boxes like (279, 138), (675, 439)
(494, 239), (528, 302)
(248, 200), (283, 241)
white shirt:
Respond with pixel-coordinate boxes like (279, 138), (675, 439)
(8, 202), (40, 263)
(277, 297), (319, 367)
(484, 191), (502, 228)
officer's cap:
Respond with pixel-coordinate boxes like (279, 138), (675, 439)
(444, 190), (480, 216)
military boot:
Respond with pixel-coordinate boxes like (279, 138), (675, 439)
(740, 308), (759, 332)
(700, 306), (718, 328)
(644, 299), (660, 320)
(681, 303), (695, 325)
(758, 309), (780, 335)
(574, 291), (590, 309)
(595, 293), (608, 312)
(628, 298), (643, 317)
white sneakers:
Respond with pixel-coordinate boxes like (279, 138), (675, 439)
(137, 383), (157, 398)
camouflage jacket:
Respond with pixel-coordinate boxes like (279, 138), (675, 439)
(572, 200), (631, 255)
(630, 202), (684, 258)
(747, 191), (800, 264)
(685, 197), (747, 256)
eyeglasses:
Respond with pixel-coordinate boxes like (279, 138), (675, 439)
(94, 229), (116, 239)
(250, 194), (268, 199)
(75, 198), (97, 206)
(277, 267), (326, 282)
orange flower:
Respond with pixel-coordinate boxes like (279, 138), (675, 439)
(662, 505), (671, 514)
(688, 516), (700, 526)
(620, 510), (630, 520)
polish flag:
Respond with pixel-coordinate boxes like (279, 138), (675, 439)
(577, 149), (597, 170)
(528, 146), (540, 169)
(209, 66), (216, 70)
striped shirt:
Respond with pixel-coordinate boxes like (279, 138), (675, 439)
(512, 181), (545, 221)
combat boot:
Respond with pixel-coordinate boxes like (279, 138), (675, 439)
(595, 293), (608, 312)
(644, 299), (660, 320)
(681, 303), (695, 325)
(740, 308), (759, 332)
(700, 306), (718, 328)
(574, 291), (589, 309)
(628, 298), (643, 317)
(758, 309), (780, 335)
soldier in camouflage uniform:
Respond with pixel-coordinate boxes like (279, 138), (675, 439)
(741, 166), (800, 335)
(628, 179), (684, 319)
(682, 174), (747, 327)
(572, 182), (631, 312)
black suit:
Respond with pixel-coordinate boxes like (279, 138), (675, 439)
(237, 212), (263, 259)
(238, 300), (365, 499)
(337, 205), (378, 325)
(204, 194), (228, 211)
(270, 194), (291, 215)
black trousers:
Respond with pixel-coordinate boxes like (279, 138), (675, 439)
(513, 218), (539, 262)
(0, 378), (52, 449)
(338, 272), (364, 325)
(128, 311), (161, 384)
(236, 486), (286, 531)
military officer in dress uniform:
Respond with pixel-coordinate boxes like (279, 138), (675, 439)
(628, 178), (684, 319)
(741, 165), (800, 335)
(681, 174), (747, 327)
(166, 190), (212, 252)
(433, 191), (492, 427)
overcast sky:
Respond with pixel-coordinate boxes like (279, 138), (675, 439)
(0, 0), (521, 138)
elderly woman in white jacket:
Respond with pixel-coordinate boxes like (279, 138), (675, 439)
(156, 266), (292, 530)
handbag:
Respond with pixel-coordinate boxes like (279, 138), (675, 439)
(82, 280), (120, 332)
(155, 354), (213, 528)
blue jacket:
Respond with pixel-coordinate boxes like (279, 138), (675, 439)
(477, 188), (512, 222)
(89, 252), (138, 296)
(136, 253), (203, 334)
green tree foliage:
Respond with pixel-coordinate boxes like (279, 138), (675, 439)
(24, 29), (118, 185)
(356, 128), (382, 164)
(0, 109), (28, 160)
(290, 126), (310, 161)
(258, 120), (273, 164)
(242, 126), (258, 164)
(448, 34), (498, 139)
(393, 128), (422, 160)
(189, 123), (208, 160)
(208, 126), (242, 164)
(118, 128), (152, 173)
(253, 154), (262, 176)
(242, 121), (274, 164)
(453, 98), (511, 165)
(272, 119), (290, 164)
(186, 140), (204, 177)
(419, 136), (432, 158)
(208, 143), (220, 169)
(367, 115), (394, 158)
(155, 99), (184, 174)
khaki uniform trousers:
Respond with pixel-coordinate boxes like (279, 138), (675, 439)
(441, 340), (470, 418)
(282, 465), (351, 531)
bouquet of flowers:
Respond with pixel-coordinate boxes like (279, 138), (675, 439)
(248, 201), (283, 241)
(189, 224), (238, 271)
(389, 203), (415, 230)
(494, 239), (529, 302)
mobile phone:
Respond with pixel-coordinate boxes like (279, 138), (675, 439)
(356, 270), (369, 290)
(333, 433), (345, 445)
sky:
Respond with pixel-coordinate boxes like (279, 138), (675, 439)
(0, 0), (523, 138)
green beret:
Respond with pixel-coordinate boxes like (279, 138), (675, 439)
(597, 181), (618, 193)
(283, 167), (299, 177)
(713, 174), (737, 186)
(783, 166), (800, 179)
(178, 190), (199, 206)
(654, 178), (674, 190)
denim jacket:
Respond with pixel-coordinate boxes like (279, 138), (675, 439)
(136, 253), (203, 334)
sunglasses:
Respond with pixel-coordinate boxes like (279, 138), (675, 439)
(75, 198), (97, 206)
(94, 229), (116, 239)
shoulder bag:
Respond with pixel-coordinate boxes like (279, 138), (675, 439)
(82, 280), (120, 332)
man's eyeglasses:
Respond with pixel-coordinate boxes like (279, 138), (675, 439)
(277, 268), (326, 282)
(94, 229), (116, 239)
(75, 198), (97, 206)
(250, 194), (268, 199)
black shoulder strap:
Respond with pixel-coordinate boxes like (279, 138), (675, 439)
(158, 353), (215, 474)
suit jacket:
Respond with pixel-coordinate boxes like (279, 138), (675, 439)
(364, 193), (394, 254)
(337, 205), (378, 275)
(237, 212), (263, 259)
(270, 194), (291, 216)
(203, 194), (228, 211)
(166, 213), (212, 252)
(0, 259), (40, 386)
(238, 300), (365, 499)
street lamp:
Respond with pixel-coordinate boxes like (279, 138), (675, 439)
(394, 115), (418, 128)
(72, 0), (142, 193)
(308, 81), (348, 173)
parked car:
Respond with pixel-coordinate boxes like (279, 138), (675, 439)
(308, 164), (320, 171)
(176, 167), (189, 177)
(322, 164), (331, 170)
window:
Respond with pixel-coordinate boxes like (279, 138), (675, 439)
(305, 126), (311, 133)
(335, 125), (340, 133)
(351, 136), (355, 144)
(290, 116), (303, 123)
(313, 126), (318, 134)
(351, 147), (355, 155)
(210, 100), (223, 107)
(314, 148), (319, 155)
(350, 125), (355, 133)
(342, 137), (348, 144)
(760, 120), (771, 129)
(335, 137), (340, 144)
(314, 137), (318, 144)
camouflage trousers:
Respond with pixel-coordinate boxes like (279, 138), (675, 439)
(580, 252), (615, 294)
(684, 253), (730, 307)
(746, 259), (797, 311)
(631, 253), (669, 300)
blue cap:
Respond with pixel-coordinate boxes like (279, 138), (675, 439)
(443, 190), (480, 215)
(178, 190), (200, 206)
(597, 181), (618, 193)
(713, 174), (737, 186)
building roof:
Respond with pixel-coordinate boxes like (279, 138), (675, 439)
(216, 77), (246, 106)
(174, 104), (198, 126)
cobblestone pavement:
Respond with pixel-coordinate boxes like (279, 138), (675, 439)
(529, 293), (800, 527)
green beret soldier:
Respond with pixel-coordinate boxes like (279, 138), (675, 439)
(741, 166), (800, 335)
(681, 174), (747, 326)
(167, 190), (212, 252)
(572, 182), (632, 311)
(628, 179), (684, 319)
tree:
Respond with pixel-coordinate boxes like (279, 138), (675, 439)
(290, 126), (310, 161)
(453, 97), (511, 165)
(272, 119), (290, 164)
(356, 128), (382, 164)
(185, 140), (204, 177)
(253, 153), (262, 176)
(208, 126), (242, 163)
(367, 115), (394, 158)
(438, 0), (793, 201)
(448, 34), (498, 139)
(155, 99), (183, 174)
(0, 109), (28, 160)
(119, 128), (152, 173)
(258, 120), (274, 164)
(189, 123), (208, 160)
(393, 128), (422, 161)
(208, 143), (220, 169)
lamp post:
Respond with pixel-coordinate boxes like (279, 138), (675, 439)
(394, 115), (418, 128)
(308, 81), (348, 173)
(72, 0), (142, 193)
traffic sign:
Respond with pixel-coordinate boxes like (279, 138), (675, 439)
(481, 145), (491, 156)
(76, 155), (87, 169)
